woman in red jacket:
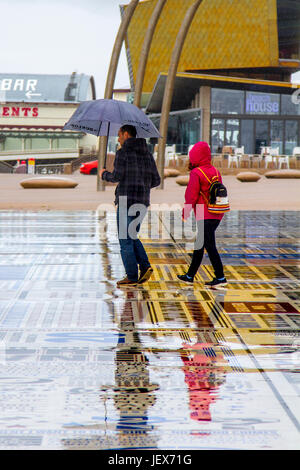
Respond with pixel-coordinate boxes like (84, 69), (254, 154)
(178, 141), (227, 289)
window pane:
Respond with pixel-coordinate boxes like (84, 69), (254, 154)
(24, 138), (31, 150)
(241, 120), (254, 154)
(285, 120), (298, 155)
(270, 120), (283, 154)
(255, 120), (269, 153)
(246, 91), (279, 115)
(166, 114), (178, 146)
(149, 110), (201, 154)
(225, 119), (239, 147)
(4, 137), (22, 151)
(179, 110), (201, 153)
(211, 118), (225, 153)
(58, 138), (77, 149)
(211, 88), (244, 114)
(281, 93), (300, 115)
(31, 138), (51, 150)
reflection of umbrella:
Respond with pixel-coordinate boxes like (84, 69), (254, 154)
(63, 98), (161, 138)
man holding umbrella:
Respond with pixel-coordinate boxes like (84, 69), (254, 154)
(63, 98), (161, 288)
(99, 124), (161, 288)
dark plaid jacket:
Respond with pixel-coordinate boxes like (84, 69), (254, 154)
(102, 138), (161, 207)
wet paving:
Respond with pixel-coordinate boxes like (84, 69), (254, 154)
(0, 209), (299, 450)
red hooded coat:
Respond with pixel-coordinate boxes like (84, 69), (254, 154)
(183, 142), (224, 221)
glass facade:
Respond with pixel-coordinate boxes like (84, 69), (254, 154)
(255, 119), (269, 154)
(211, 118), (225, 153)
(285, 120), (298, 155)
(240, 120), (254, 154)
(0, 73), (95, 104)
(211, 118), (240, 153)
(277, 0), (300, 61)
(270, 120), (284, 154)
(211, 88), (244, 114)
(150, 109), (201, 154)
(211, 88), (300, 116)
(211, 87), (300, 154)
(225, 119), (239, 147)
(281, 94), (300, 116)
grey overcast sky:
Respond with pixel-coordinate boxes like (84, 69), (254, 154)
(1, 0), (300, 99)
(0, 0), (130, 98)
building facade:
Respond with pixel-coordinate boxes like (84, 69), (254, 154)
(123, 0), (300, 155)
(0, 72), (97, 165)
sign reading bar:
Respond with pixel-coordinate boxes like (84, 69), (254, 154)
(0, 78), (38, 91)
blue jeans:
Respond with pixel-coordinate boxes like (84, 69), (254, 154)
(116, 205), (151, 282)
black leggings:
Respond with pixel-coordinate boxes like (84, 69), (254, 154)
(187, 219), (224, 279)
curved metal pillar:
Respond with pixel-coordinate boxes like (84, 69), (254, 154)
(157, 0), (203, 189)
(97, 0), (140, 191)
(133, 0), (167, 108)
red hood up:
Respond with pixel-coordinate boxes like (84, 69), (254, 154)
(189, 141), (211, 167)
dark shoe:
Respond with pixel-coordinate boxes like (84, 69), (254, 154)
(177, 273), (194, 284)
(205, 277), (227, 289)
(117, 276), (137, 287)
(138, 266), (153, 284)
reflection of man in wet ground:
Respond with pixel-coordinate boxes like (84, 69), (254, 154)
(100, 125), (161, 288)
(62, 295), (159, 450)
(101, 295), (159, 450)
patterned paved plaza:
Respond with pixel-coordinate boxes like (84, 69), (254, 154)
(0, 209), (299, 450)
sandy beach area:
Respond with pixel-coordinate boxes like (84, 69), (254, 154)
(0, 172), (299, 211)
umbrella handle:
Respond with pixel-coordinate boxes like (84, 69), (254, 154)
(104, 122), (111, 169)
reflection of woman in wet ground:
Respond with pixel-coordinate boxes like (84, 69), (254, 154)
(179, 297), (227, 423)
(178, 141), (227, 289)
(180, 341), (226, 422)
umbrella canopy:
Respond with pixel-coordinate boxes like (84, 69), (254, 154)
(63, 98), (161, 138)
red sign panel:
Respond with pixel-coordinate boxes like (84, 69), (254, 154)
(0, 106), (39, 117)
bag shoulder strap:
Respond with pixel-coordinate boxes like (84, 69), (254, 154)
(197, 167), (219, 185)
(197, 167), (212, 184)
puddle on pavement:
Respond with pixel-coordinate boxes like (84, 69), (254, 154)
(0, 210), (299, 449)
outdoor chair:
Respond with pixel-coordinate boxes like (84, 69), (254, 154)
(165, 145), (176, 167)
(260, 146), (272, 156)
(264, 154), (274, 168)
(234, 146), (244, 156)
(251, 154), (263, 168)
(222, 145), (234, 155)
(278, 155), (290, 169)
(264, 148), (279, 169)
(270, 147), (279, 156)
(239, 154), (251, 168)
(212, 154), (223, 168)
(228, 154), (239, 168)
(292, 146), (300, 156)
